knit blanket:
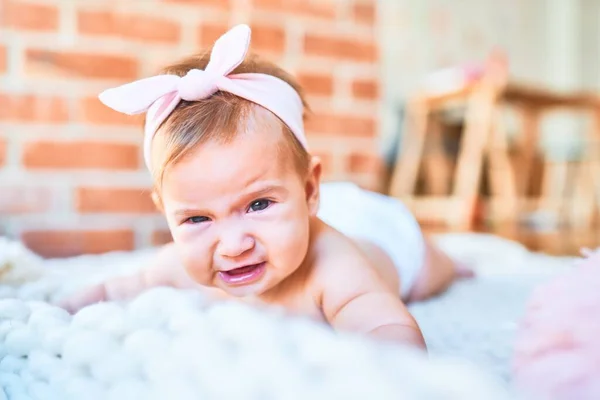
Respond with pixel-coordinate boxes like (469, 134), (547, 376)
(0, 233), (575, 399)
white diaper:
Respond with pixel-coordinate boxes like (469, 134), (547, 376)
(317, 181), (425, 299)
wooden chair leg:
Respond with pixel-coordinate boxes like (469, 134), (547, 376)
(588, 110), (600, 226)
(514, 106), (541, 197)
(451, 85), (498, 229)
(558, 111), (600, 231)
(423, 116), (451, 195)
(389, 98), (429, 199)
(486, 107), (518, 225)
(538, 160), (569, 230)
(568, 159), (595, 229)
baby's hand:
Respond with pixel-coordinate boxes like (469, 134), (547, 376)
(57, 272), (150, 314)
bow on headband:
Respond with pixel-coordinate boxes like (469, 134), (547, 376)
(98, 24), (307, 170)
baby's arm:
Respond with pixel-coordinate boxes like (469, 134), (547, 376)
(318, 254), (426, 349)
(58, 242), (197, 313)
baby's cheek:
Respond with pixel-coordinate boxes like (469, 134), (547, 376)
(177, 236), (213, 286)
(183, 258), (212, 286)
(267, 218), (309, 264)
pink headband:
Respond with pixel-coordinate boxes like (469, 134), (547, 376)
(98, 24), (307, 170)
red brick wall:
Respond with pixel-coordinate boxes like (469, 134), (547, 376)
(0, 0), (382, 257)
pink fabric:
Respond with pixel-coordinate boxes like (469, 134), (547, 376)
(97, 24), (307, 170)
(513, 247), (600, 400)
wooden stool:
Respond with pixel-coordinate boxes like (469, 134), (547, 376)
(389, 54), (600, 232)
(388, 54), (508, 230)
(497, 84), (600, 230)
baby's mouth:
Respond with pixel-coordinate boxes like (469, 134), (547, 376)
(218, 262), (266, 286)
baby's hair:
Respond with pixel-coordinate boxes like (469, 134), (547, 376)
(148, 49), (312, 196)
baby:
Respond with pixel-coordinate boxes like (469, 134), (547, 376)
(60, 25), (472, 349)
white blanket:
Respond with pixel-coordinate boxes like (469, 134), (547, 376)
(0, 233), (575, 399)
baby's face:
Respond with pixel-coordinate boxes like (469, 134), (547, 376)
(157, 112), (320, 297)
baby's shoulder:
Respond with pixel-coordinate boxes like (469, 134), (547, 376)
(310, 220), (367, 265)
(307, 220), (381, 294)
(305, 220), (398, 323)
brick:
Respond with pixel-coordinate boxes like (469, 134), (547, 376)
(77, 188), (157, 213)
(355, 176), (384, 193)
(0, 186), (54, 214)
(152, 230), (173, 245)
(200, 23), (284, 53)
(346, 151), (383, 174)
(198, 22), (231, 48)
(351, 78), (379, 99)
(0, 45), (6, 73)
(22, 141), (139, 170)
(297, 72), (334, 97)
(249, 24), (286, 55)
(303, 34), (377, 63)
(352, 2), (376, 25)
(25, 49), (139, 80)
(0, 138), (5, 166)
(305, 113), (376, 137)
(22, 229), (135, 257)
(77, 11), (181, 43)
(0, 94), (69, 123)
(79, 97), (143, 127)
(0, 138), (8, 167)
(252, 0), (336, 19)
(163, 0), (230, 9)
(2, 1), (59, 31)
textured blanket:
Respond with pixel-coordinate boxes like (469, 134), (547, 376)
(0, 233), (575, 399)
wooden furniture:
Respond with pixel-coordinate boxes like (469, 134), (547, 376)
(388, 54), (600, 231)
(492, 83), (600, 231)
(388, 54), (508, 229)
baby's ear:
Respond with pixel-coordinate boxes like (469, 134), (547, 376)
(305, 155), (322, 216)
(151, 191), (164, 213)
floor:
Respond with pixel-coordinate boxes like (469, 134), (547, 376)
(423, 224), (600, 257)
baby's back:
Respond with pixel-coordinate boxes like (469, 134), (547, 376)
(317, 181), (425, 299)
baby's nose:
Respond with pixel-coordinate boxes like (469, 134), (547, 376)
(217, 231), (255, 258)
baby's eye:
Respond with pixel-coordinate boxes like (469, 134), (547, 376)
(185, 216), (210, 224)
(248, 199), (271, 212)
